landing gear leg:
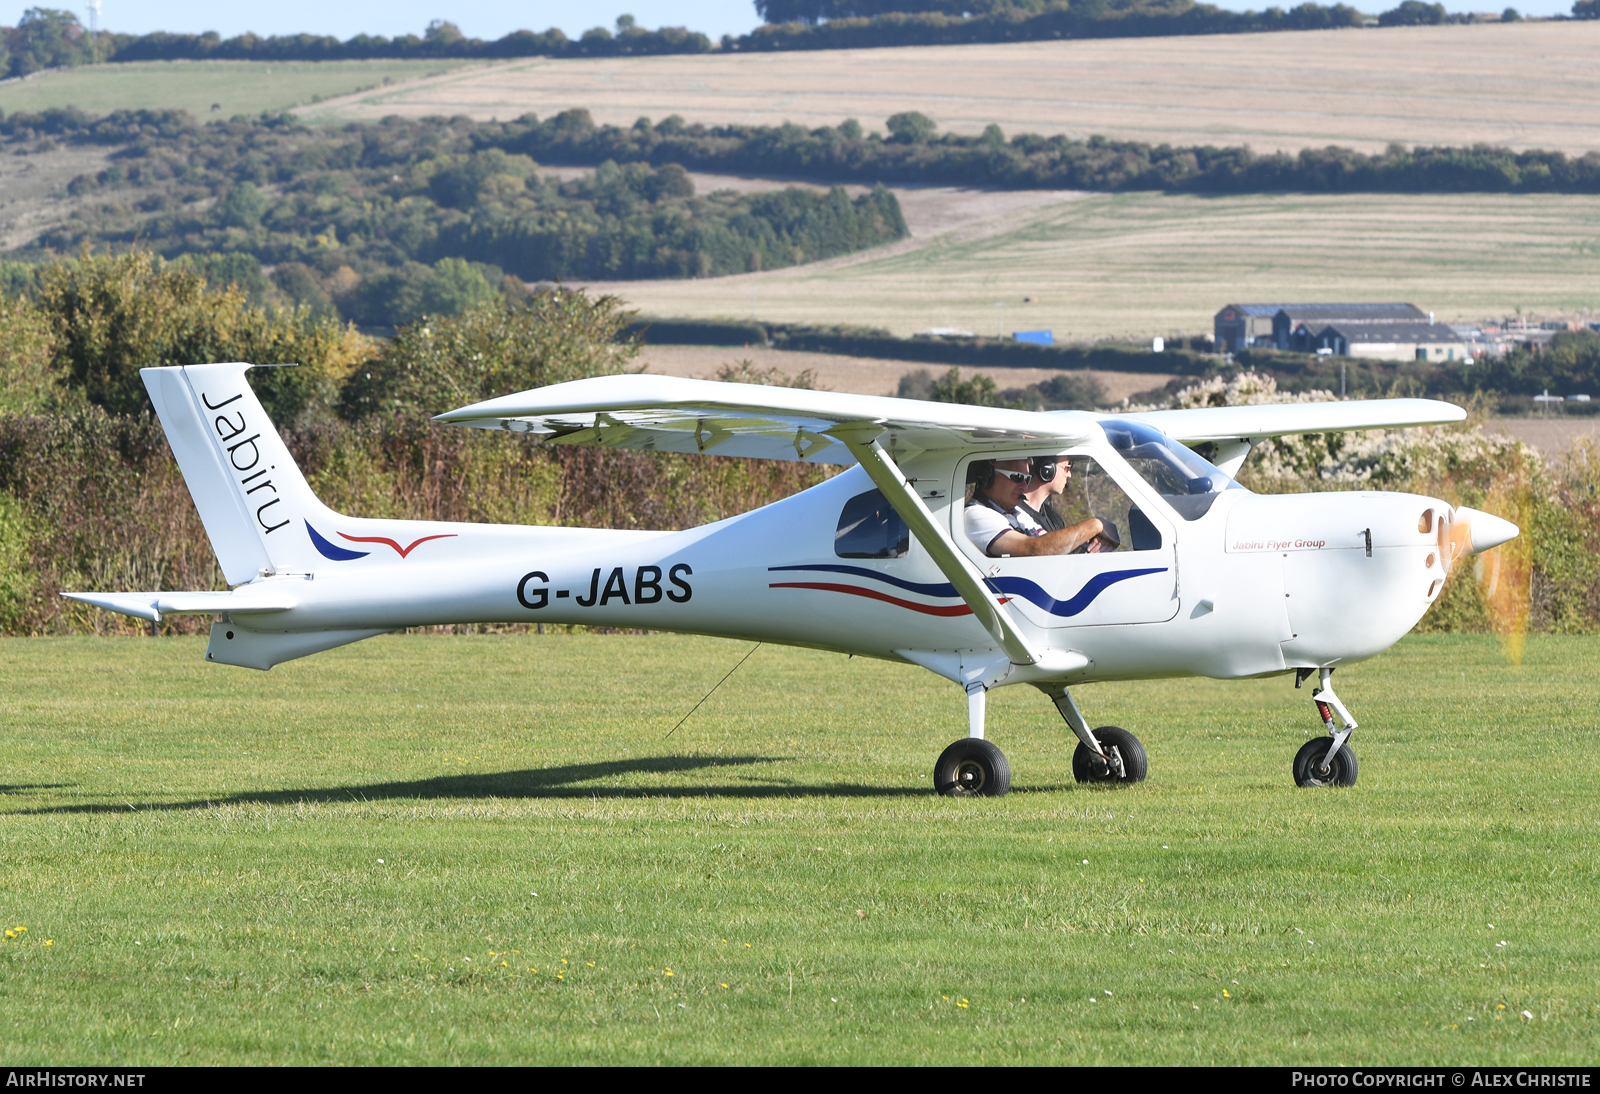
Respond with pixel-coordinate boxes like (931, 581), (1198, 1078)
(933, 684), (1011, 797)
(1039, 684), (1147, 785)
(1292, 667), (1359, 788)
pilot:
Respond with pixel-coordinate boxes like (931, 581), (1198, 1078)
(965, 458), (1113, 557)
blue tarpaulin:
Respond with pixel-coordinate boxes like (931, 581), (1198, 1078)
(1014, 330), (1053, 346)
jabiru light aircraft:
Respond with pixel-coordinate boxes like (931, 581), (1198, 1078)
(68, 363), (1518, 794)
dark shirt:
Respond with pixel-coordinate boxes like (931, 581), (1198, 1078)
(1018, 498), (1066, 532)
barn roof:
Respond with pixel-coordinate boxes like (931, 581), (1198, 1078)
(1278, 303), (1428, 324)
(1316, 320), (1466, 344)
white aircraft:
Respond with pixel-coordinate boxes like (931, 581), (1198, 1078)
(68, 362), (1519, 794)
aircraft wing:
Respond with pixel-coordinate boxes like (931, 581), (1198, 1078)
(434, 374), (1096, 465)
(1122, 398), (1466, 443)
(439, 377), (1466, 464)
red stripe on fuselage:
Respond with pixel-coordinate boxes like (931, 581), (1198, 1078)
(769, 581), (976, 617)
(337, 532), (457, 558)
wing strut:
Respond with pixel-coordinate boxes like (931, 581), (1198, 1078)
(832, 424), (1041, 667)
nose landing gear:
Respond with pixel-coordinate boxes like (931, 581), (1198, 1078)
(1292, 667), (1359, 788)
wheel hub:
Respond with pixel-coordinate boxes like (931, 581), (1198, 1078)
(953, 759), (988, 792)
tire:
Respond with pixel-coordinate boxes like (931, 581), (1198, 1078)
(934, 738), (1011, 797)
(1072, 725), (1148, 785)
(1292, 736), (1358, 788)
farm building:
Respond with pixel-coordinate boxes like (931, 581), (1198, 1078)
(1213, 303), (1441, 354)
(1213, 304), (1289, 352)
(1299, 319), (1468, 361)
(1275, 304), (1428, 352)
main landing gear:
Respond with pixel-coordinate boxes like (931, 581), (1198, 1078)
(1292, 667), (1359, 788)
(932, 682), (1147, 797)
(934, 684), (1013, 797)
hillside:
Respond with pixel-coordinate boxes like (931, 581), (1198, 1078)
(573, 190), (1600, 340)
(298, 23), (1600, 155)
(0, 59), (485, 119)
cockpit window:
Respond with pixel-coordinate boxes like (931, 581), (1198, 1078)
(1098, 419), (1243, 521)
(835, 490), (909, 559)
(1051, 456), (1164, 552)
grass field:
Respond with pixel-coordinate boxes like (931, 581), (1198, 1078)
(0, 59), (485, 119)
(2, 632), (1595, 1064)
(297, 23), (1600, 155)
(583, 190), (1600, 341)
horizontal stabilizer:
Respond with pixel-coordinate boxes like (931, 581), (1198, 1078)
(63, 588), (299, 624)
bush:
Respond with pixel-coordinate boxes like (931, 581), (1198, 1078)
(35, 250), (376, 422)
(0, 295), (63, 414)
(339, 290), (638, 419)
(886, 111), (937, 144)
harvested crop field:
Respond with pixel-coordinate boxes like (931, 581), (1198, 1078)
(580, 190), (1600, 341)
(299, 22), (1600, 155)
(636, 344), (1176, 402)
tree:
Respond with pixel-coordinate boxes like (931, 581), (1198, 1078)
(886, 111), (937, 144)
(1501, 6), (1522, 19)
(6, 7), (90, 77)
(1378, 0), (1447, 25)
(217, 182), (266, 229)
(418, 258), (497, 318)
(1574, 0), (1598, 18)
(424, 19), (464, 45)
(929, 367), (1005, 406)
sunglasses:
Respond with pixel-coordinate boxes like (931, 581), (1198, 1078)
(994, 469), (1033, 484)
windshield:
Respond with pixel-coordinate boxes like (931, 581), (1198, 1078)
(1098, 419), (1243, 521)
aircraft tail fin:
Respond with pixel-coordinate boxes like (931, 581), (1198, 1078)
(141, 363), (332, 584)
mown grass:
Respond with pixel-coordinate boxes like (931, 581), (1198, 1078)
(0, 59), (484, 119)
(1, 632), (1595, 1064)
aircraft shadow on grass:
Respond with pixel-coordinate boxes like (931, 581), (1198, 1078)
(6, 755), (1073, 815)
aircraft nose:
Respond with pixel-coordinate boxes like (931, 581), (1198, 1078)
(1453, 506), (1519, 555)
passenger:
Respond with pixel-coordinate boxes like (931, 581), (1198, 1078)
(965, 458), (1114, 557)
(1019, 455), (1068, 532)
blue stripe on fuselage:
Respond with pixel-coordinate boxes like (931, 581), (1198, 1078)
(768, 563), (1168, 618)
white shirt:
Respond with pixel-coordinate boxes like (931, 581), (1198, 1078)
(965, 497), (1044, 556)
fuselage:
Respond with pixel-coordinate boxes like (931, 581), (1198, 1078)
(234, 453), (1451, 688)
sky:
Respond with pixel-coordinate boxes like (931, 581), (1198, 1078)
(0, 0), (1578, 41)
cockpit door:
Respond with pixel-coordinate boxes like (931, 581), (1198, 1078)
(955, 451), (1180, 629)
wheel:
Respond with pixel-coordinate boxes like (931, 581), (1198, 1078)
(1292, 736), (1358, 788)
(1072, 726), (1148, 785)
(934, 738), (1011, 797)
